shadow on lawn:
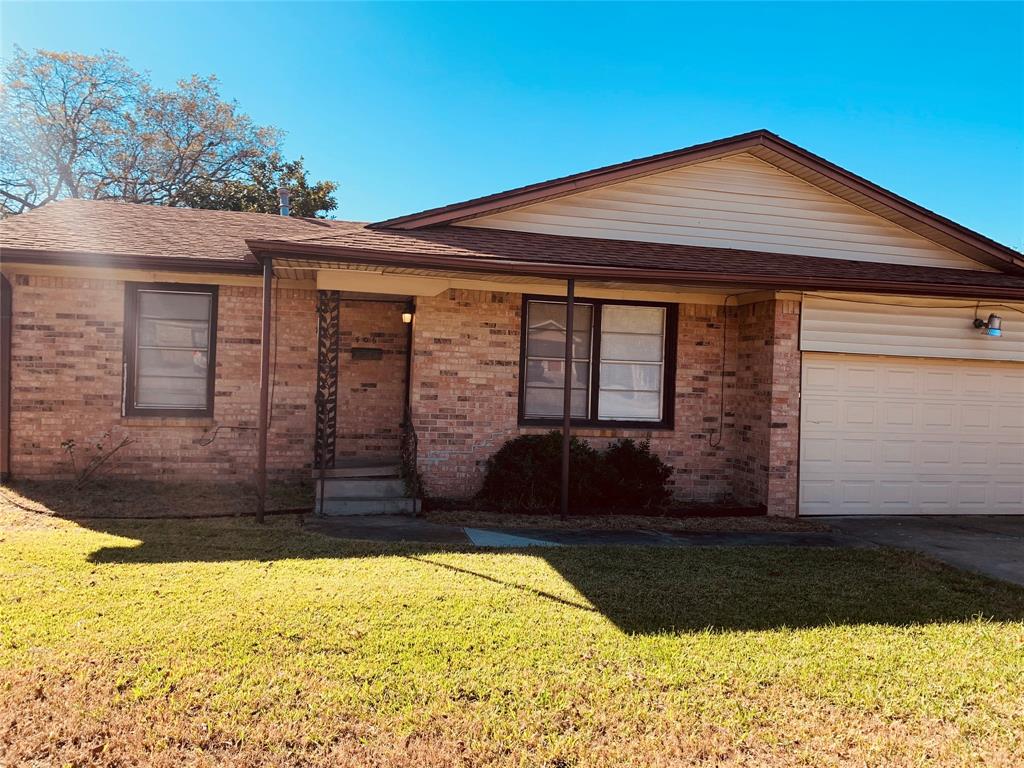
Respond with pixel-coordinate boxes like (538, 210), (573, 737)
(52, 513), (1024, 634)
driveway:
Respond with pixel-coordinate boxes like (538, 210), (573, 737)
(821, 516), (1024, 587)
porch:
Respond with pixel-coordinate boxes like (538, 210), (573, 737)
(253, 253), (801, 520)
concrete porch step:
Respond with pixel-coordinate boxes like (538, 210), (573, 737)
(317, 497), (422, 516)
(312, 458), (401, 480)
(318, 477), (407, 499)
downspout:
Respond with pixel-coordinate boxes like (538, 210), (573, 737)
(0, 273), (11, 482)
(560, 278), (575, 520)
(255, 189), (290, 521)
(256, 257), (273, 523)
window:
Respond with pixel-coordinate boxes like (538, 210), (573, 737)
(520, 297), (676, 427)
(124, 283), (218, 417)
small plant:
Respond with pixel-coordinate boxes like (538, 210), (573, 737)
(477, 432), (673, 513)
(61, 431), (135, 489)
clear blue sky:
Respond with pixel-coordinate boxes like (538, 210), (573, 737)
(3, 2), (1022, 249)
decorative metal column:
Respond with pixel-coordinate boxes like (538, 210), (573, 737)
(314, 290), (341, 471)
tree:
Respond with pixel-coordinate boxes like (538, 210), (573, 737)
(0, 47), (337, 218)
(177, 154), (338, 218)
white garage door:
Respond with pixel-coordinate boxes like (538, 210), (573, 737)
(800, 353), (1024, 515)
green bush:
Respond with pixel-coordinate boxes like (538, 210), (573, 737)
(477, 432), (672, 513)
(598, 438), (673, 509)
(478, 431), (602, 512)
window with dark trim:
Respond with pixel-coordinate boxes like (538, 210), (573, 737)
(519, 296), (677, 428)
(123, 283), (218, 417)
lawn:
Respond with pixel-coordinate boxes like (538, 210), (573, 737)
(1, 494), (1023, 766)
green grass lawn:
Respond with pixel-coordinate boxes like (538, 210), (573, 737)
(2, 499), (1023, 767)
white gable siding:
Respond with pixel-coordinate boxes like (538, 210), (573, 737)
(460, 153), (992, 271)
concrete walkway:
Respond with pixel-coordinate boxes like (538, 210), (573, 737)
(305, 514), (852, 549)
(305, 513), (1024, 588)
(821, 515), (1024, 587)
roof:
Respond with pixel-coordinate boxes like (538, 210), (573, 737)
(0, 198), (365, 272)
(3, 198), (1024, 300)
(247, 223), (1024, 300)
(372, 129), (1024, 273)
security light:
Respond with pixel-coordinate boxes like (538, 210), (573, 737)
(973, 313), (1003, 337)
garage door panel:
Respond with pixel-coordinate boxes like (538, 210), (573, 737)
(994, 483), (1024, 506)
(880, 440), (915, 466)
(800, 353), (1024, 515)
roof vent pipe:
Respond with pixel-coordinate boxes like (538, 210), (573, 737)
(277, 187), (291, 217)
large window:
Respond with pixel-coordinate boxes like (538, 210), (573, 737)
(520, 297), (676, 427)
(124, 283), (218, 417)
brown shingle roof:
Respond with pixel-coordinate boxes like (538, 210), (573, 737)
(0, 198), (365, 264)
(3, 198), (1023, 299)
(248, 222), (1024, 297)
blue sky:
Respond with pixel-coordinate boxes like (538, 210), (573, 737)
(3, 2), (1022, 249)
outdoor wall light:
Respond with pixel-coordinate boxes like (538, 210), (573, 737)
(401, 302), (415, 324)
(973, 313), (1003, 337)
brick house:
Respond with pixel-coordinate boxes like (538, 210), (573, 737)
(2, 130), (1023, 517)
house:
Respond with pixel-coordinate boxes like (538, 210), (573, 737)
(1, 129), (1022, 518)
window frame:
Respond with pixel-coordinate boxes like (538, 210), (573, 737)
(123, 282), (219, 418)
(518, 294), (677, 429)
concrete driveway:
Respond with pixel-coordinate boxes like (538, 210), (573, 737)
(821, 516), (1024, 587)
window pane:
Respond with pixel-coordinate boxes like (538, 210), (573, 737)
(524, 386), (588, 418)
(138, 348), (209, 379)
(524, 359), (589, 390)
(600, 363), (662, 392)
(602, 305), (664, 334)
(132, 287), (214, 411)
(136, 375), (208, 408)
(601, 332), (663, 362)
(526, 302), (592, 358)
(139, 318), (209, 349)
(598, 390), (661, 420)
(139, 291), (212, 321)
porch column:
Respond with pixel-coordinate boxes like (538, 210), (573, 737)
(255, 258), (273, 523)
(561, 278), (575, 520)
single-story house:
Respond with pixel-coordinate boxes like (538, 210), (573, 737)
(1, 129), (1022, 518)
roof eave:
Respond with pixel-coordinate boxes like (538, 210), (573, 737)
(0, 247), (261, 275)
(245, 238), (1024, 302)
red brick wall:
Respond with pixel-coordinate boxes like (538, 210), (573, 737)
(6, 273), (322, 481)
(410, 289), (522, 495)
(731, 299), (801, 516)
(409, 289), (800, 510)
(7, 275), (801, 515)
(335, 300), (408, 459)
(765, 299), (801, 517)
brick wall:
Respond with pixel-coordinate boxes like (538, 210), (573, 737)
(7, 273), (322, 481)
(410, 289), (522, 496)
(410, 289), (803, 512)
(7, 275), (801, 515)
(731, 299), (801, 516)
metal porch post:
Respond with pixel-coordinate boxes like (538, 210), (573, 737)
(560, 278), (575, 520)
(256, 258), (273, 523)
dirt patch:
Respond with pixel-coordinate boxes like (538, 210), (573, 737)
(423, 509), (829, 533)
(0, 479), (313, 520)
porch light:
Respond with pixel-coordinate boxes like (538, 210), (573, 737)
(401, 302), (414, 324)
(973, 313), (1003, 337)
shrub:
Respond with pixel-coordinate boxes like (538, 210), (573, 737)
(598, 438), (673, 509)
(478, 431), (603, 512)
(477, 432), (673, 513)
